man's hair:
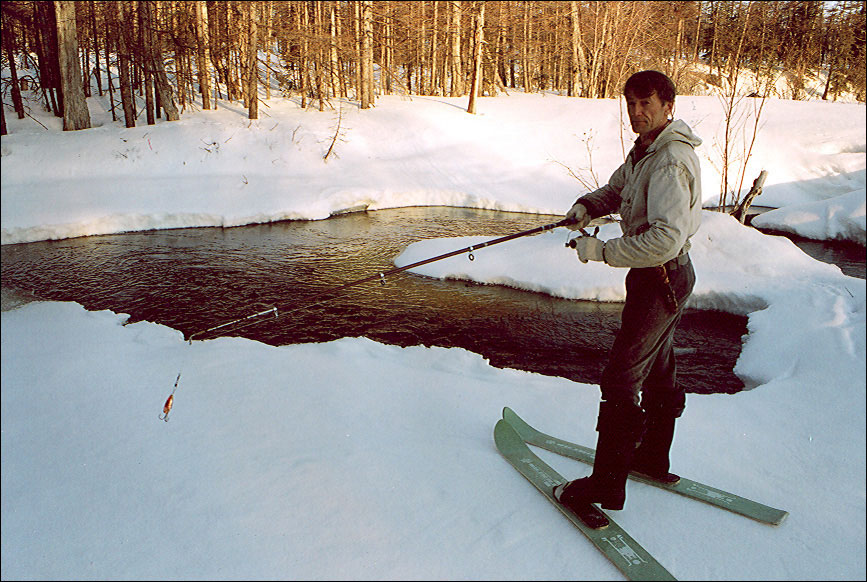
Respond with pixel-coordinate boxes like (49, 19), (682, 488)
(624, 70), (676, 103)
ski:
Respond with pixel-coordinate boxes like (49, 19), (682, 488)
(502, 407), (788, 526)
(494, 419), (677, 581)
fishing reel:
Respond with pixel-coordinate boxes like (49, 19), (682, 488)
(565, 226), (600, 248)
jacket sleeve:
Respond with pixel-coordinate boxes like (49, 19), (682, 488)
(576, 160), (628, 218)
(603, 160), (698, 268)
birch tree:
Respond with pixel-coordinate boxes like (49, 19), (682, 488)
(359, 0), (374, 109)
(195, 0), (213, 109)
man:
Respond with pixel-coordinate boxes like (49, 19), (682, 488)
(554, 70), (702, 513)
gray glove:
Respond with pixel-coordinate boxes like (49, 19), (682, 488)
(565, 202), (591, 231)
(573, 236), (605, 263)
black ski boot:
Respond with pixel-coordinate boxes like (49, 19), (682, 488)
(554, 401), (644, 511)
(631, 410), (680, 485)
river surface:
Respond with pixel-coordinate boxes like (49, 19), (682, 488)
(2, 207), (863, 395)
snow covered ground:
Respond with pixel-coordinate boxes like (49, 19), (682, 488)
(2, 86), (865, 580)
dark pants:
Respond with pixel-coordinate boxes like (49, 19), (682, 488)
(600, 254), (695, 418)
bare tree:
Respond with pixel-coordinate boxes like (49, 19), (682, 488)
(3, 0), (866, 140)
(359, 0), (374, 109)
(449, 0), (464, 96)
(467, 1), (485, 113)
(150, 2), (179, 121)
(54, 0), (90, 130)
(711, 1), (773, 215)
(2, 12), (26, 120)
(245, 1), (259, 119)
(115, 1), (136, 126)
(195, 0), (213, 109)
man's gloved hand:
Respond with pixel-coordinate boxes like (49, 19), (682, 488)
(565, 202), (591, 231)
(573, 236), (605, 263)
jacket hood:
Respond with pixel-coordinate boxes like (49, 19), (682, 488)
(647, 119), (702, 151)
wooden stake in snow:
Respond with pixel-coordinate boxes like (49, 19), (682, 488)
(731, 170), (768, 224)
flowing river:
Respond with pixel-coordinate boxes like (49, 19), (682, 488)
(2, 207), (863, 395)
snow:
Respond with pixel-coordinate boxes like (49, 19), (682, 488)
(2, 86), (865, 580)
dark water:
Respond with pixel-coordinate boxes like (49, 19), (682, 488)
(5, 206), (833, 397)
(744, 207), (866, 279)
(775, 236), (864, 279)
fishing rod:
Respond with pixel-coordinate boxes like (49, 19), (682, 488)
(187, 215), (580, 342)
(161, 215), (578, 421)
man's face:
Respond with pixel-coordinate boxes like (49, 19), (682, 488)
(625, 90), (673, 138)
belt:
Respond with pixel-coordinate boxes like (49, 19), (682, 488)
(664, 253), (690, 271)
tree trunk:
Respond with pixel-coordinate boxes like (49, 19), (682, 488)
(149, 1), (179, 120)
(116, 1), (136, 127)
(360, 0), (374, 109)
(34, 1), (62, 116)
(90, 0), (103, 96)
(299, 1), (309, 108)
(332, 3), (346, 98)
(246, 1), (259, 119)
(140, 0), (156, 124)
(383, 3), (393, 94)
(467, 1), (484, 114)
(195, 0), (212, 109)
(691, 1), (702, 67)
(329, 3), (341, 98)
(449, 0), (463, 96)
(430, 0), (440, 95)
(264, 0), (272, 100)
(570, 0), (588, 97)
(312, 0), (325, 110)
(521, 2), (530, 92)
(2, 18), (26, 119)
(104, 13), (117, 122)
(55, 0), (91, 130)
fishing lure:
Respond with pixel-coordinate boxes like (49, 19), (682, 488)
(159, 373), (181, 422)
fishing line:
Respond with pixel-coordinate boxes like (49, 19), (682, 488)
(161, 216), (577, 420)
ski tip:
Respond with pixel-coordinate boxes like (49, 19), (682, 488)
(771, 510), (790, 526)
(493, 418), (524, 449)
(494, 417), (514, 436)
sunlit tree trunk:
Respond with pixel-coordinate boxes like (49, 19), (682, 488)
(245, 1), (259, 119)
(195, 0), (212, 109)
(359, 0), (374, 108)
(429, 0), (440, 95)
(521, 2), (531, 92)
(467, 1), (484, 113)
(55, 0), (91, 130)
(449, 0), (463, 96)
(570, 0), (588, 97)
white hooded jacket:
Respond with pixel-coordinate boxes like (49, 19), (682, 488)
(578, 119), (703, 268)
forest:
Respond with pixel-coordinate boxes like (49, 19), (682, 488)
(1, 1), (865, 134)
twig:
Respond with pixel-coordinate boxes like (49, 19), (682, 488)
(323, 104), (344, 162)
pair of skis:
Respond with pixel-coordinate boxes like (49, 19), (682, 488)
(494, 407), (788, 581)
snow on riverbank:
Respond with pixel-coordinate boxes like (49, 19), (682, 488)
(2, 90), (865, 580)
